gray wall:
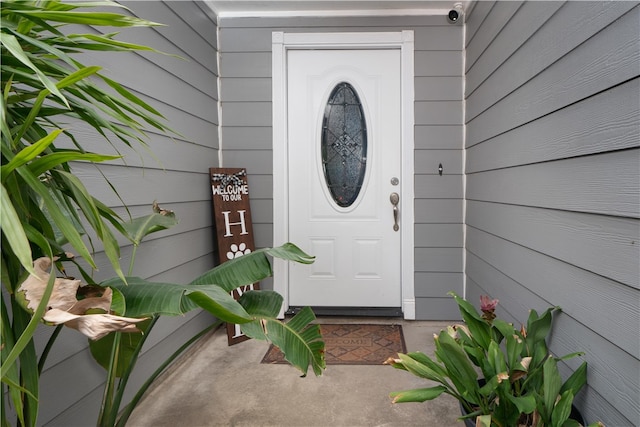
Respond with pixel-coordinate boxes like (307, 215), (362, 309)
(34, 2), (220, 425)
(464, 1), (640, 426)
(218, 15), (465, 315)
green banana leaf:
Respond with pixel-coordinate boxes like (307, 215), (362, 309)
(241, 304), (324, 377)
(120, 211), (178, 246)
(95, 244), (324, 377)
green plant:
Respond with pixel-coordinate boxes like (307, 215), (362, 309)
(1, 1), (325, 426)
(386, 292), (601, 427)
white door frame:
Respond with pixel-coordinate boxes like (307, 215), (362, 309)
(272, 31), (415, 319)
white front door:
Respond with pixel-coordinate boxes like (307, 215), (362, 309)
(287, 48), (402, 308)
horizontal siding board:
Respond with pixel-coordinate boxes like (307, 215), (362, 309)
(220, 52), (271, 77)
(221, 77), (271, 101)
(165, 1), (218, 49)
(66, 131), (217, 173)
(123, 0), (218, 72)
(415, 297), (460, 320)
(243, 173), (273, 199)
(147, 254), (216, 284)
(465, 1), (558, 91)
(39, 348), (105, 425)
(253, 223), (274, 248)
(415, 272), (463, 298)
(415, 149), (463, 175)
(415, 224), (463, 248)
(80, 49), (216, 122)
(415, 76), (462, 101)
(58, 201), (214, 270)
(127, 230), (214, 278)
(415, 125), (463, 150)
(248, 199), (273, 224)
(221, 102), (271, 127)
(414, 248), (463, 272)
(221, 126), (272, 149)
(35, 327), (90, 374)
(466, 78), (640, 168)
(415, 101), (463, 125)
(414, 199), (464, 223)
(101, 9), (218, 92)
(466, 229), (639, 357)
(464, 0), (494, 47)
(415, 175), (463, 199)
(144, 95), (219, 140)
(466, 149), (640, 218)
(414, 51), (462, 77)
(43, 386), (102, 427)
(466, 200), (640, 287)
(81, 227), (215, 284)
(222, 150), (273, 175)
(195, 1), (220, 35)
(72, 164), (210, 206)
(466, 3), (638, 127)
(465, 1), (524, 72)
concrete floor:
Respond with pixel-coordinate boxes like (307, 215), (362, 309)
(126, 318), (462, 427)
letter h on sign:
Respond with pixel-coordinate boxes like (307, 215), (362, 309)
(222, 210), (249, 237)
(209, 168), (258, 346)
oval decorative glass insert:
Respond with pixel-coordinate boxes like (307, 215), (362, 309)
(321, 82), (368, 208)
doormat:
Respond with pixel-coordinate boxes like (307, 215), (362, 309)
(261, 324), (406, 365)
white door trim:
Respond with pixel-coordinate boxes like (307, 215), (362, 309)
(272, 31), (415, 319)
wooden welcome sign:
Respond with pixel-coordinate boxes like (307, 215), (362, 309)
(209, 168), (258, 345)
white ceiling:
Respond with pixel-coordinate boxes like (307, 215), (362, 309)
(206, 1), (471, 18)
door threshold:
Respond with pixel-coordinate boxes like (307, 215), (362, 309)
(287, 306), (403, 317)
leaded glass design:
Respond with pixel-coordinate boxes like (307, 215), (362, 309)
(321, 82), (367, 208)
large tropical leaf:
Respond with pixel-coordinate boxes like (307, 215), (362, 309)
(391, 352), (448, 385)
(240, 305), (325, 377)
(449, 291), (491, 350)
(435, 330), (480, 404)
(120, 210), (178, 246)
(189, 243), (315, 292)
(104, 244), (314, 320)
(103, 278), (252, 323)
(389, 386), (448, 403)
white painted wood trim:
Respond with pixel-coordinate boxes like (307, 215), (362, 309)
(217, 9), (447, 19)
(272, 31), (416, 319)
(272, 31), (289, 318)
(400, 30), (416, 320)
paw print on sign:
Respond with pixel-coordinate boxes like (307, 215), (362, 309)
(226, 243), (252, 260)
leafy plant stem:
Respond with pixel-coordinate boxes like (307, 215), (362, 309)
(128, 244), (138, 276)
(109, 316), (159, 426)
(37, 325), (63, 374)
(98, 332), (122, 427)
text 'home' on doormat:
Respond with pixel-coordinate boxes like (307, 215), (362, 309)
(261, 323), (406, 366)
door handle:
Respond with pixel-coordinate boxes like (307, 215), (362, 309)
(390, 192), (399, 231)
